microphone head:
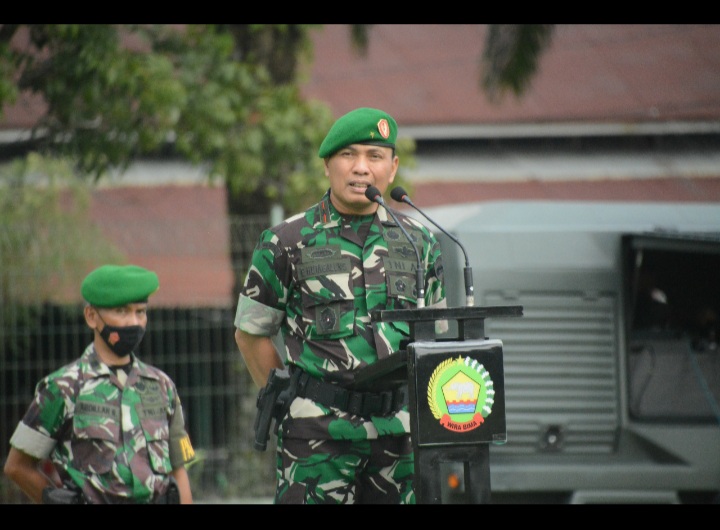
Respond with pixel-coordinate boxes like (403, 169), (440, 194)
(390, 186), (408, 203)
(365, 186), (383, 203)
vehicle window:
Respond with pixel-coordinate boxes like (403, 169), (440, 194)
(624, 235), (720, 423)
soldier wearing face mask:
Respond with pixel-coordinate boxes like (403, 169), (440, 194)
(4, 264), (196, 504)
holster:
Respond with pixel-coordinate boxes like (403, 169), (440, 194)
(253, 366), (301, 451)
(42, 482), (86, 504)
(155, 476), (180, 504)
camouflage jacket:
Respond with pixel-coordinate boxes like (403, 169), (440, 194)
(235, 190), (446, 440)
(9, 344), (195, 503)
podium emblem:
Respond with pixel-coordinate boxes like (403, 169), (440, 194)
(428, 355), (495, 433)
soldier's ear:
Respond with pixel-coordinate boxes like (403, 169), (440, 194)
(83, 305), (99, 330)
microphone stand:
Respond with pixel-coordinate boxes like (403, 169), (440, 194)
(365, 186), (425, 308)
(391, 187), (474, 307)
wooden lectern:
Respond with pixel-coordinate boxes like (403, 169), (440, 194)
(352, 305), (523, 504)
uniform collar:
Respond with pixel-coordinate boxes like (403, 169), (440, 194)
(80, 344), (158, 381)
(315, 189), (395, 229)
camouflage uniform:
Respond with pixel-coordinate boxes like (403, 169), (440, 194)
(235, 190), (446, 503)
(9, 344), (195, 504)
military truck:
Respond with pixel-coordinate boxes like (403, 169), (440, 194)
(414, 200), (720, 504)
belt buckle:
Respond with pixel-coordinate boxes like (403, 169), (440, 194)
(380, 391), (393, 414)
(362, 393), (382, 417)
(348, 392), (363, 415)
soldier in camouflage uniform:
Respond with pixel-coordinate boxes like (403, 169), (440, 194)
(234, 107), (447, 504)
(4, 264), (196, 504)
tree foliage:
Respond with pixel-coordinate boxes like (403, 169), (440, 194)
(0, 24), (550, 305)
(0, 24), (550, 213)
(0, 25), (424, 215)
(0, 153), (125, 308)
(481, 24), (554, 102)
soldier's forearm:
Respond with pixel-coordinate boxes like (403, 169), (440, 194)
(235, 330), (284, 388)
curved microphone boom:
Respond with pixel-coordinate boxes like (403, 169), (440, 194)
(390, 186), (474, 306)
(365, 186), (425, 308)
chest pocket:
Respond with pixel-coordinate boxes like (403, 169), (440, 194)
(135, 379), (172, 474)
(71, 393), (121, 474)
(296, 244), (355, 339)
(383, 226), (422, 308)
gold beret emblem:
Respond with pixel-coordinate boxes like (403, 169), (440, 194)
(377, 118), (390, 139)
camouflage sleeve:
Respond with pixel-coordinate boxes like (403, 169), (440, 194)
(10, 373), (71, 459)
(234, 229), (288, 336)
(168, 387), (196, 468)
(234, 294), (284, 336)
(9, 421), (55, 460)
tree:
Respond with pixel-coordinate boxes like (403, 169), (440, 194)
(0, 24), (553, 296)
(481, 25), (554, 102)
(337, 24), (554, 102)
(0, 25), (336, 213)
(0, 24), (553, 207)
(0, 154), (125, 356)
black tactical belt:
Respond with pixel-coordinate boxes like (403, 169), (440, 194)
(292, 367), (407, 418)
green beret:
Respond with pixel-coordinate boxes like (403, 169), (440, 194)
(318, 107), (397, 158)
(81, 264), (159, 307)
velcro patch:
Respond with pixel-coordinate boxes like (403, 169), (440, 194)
(297, 258), (352, 280)
(383, 256), (417, 274)
(76, 401), (120, 420)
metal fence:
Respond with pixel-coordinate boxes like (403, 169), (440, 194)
(0, 214), (276, 504)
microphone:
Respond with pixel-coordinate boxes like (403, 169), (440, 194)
(365, 186), (425, 308)
(390, 186), (474, 306)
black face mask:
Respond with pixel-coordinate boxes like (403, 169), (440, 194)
(97, 313), (146, 358)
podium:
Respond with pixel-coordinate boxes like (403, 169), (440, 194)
(352, 305), (523, 504)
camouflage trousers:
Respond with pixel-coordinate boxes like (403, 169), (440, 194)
(274, 434), (415, 504)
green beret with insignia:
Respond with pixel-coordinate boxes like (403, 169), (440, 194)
(81, 264), (159, 307)
(318, 107), (398, 158)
